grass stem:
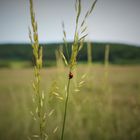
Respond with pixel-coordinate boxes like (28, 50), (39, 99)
(61, 71), (71, 140)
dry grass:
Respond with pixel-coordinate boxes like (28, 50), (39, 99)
(0, 64), (140, 140)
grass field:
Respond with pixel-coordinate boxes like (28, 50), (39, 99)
(0, 64), (140, 140)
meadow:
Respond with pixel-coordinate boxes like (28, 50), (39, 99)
(0, 64), (140, 140)
(1, 0), (140, 139)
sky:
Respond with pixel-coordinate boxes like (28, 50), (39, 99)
(0, 0), (140, 45)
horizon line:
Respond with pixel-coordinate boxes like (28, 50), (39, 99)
(0, 40), (140, 47)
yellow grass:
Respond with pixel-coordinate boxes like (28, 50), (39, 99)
(0, 65), (140, 140)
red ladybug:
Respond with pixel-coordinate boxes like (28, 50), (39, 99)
(69, 72), (73, 79)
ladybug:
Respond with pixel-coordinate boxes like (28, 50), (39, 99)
(69, 72), (73, 79)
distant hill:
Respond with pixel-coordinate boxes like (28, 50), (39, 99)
(0, 42), (140, 67)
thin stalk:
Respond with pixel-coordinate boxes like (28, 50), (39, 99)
(29, 0), (46, 139)
(60, 1), (97, 139)
(36, 69), (43, 140)
(61, 71), (72, 140)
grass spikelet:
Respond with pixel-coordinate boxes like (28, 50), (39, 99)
(76, 0), (81, 25)
(89, 0), (98, 14)
(48, 109), (55, 117)
(55, 46), (65, 71)
(62, 22), (70, 60)
(73, 73), (87, 92)
(59, 50), (68, 66)
(49, 80), (64, 102)
(28, 0), (47, 139)
(60, 1), (98, 140)
(53, 127), (59, 134)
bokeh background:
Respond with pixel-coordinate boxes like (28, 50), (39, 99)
(0, 0), (140, 140)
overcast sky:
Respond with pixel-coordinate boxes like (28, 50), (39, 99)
(0, 0), (140, 45)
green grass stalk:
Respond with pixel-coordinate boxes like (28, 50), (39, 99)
(60, 1), (98, 140)
(60, 76), (71, 140)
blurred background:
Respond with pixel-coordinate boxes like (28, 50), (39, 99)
(0, 0), (140, 140)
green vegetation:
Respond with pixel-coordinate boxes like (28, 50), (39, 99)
(0, 43), (140, 68)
